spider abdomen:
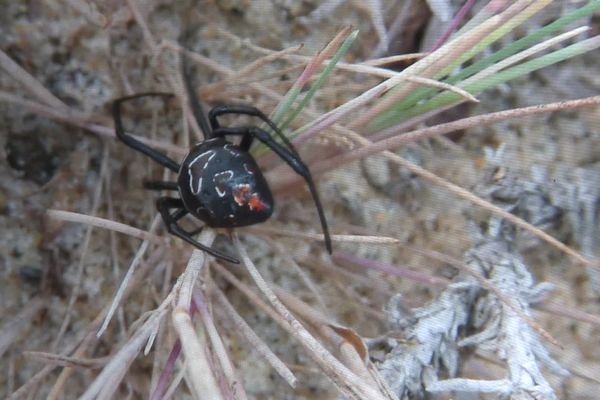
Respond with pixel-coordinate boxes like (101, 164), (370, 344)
(178, 138), (274, 228)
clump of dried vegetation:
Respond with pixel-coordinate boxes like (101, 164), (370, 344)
(1, 1), (599, 399)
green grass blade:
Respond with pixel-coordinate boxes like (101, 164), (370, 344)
(279, 30), (358, 133)
(373, 36), (600, 129)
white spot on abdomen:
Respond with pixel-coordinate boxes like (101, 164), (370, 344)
(188, 150), (215, 194)
(213, 170), (234, 197)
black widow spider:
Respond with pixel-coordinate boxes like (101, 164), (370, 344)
(112, 64), (332, 264)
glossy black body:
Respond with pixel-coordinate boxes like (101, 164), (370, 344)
(112, 57), (332, 263)
(178, 138), (273, 227)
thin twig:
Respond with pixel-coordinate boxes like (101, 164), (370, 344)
(403, 75), (479, 103)
(193, 290), (247, 400)
(9, 248), (159, 400)
(80, 304), (172, 399)
(53, 143), (110, 352)
(46, 209), (163, 243)
(0, 91), (187, 156)
(266, 237), (329, 313)
(171, 231), (222, 399)
(246, 226), (399, 244)
(97, 215), (163, 337)
(213, 287), (298, 387)
(232, 233), (390, 400)
(0, 48), (69, 110)
(23, 351), (107, 370)
(333, 251), (450, 288)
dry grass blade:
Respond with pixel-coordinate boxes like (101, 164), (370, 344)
(272, 287), (367, 355)
(193, 290), (248, 400)
(213, 287), (298, 387)
(23, 351), (106, 369)
(80, 307), (170, 400)
(98, 215), (162, 337)
(362, 53), (427, 66)
(272, 288), (396, 398)
(295, 85), (387, 144)
(384, 155), (596, 271)
(163, 367), (187, 399)
(125, 0), (156, 52)
(172, 307), (222, 400)
(53, 144), (110, 350)
(199, 43), (304, 93)
(46, 209), (162, 243)
(403, 75), (479, 103)
(292, 26), (353, 89)
(176, 231), (214, 308)
(8, 229), (162, 400)
(334, 251), (450, 288)
(430, 0), (477, 51)
(537, 303), (600, 327)
(126, 0), (207, 141)
(300, 255), (396, 300)
(217, 29), (403, 79)
(247, 226), (399, 244)
(169, 234), (223, 399)
(306, 96), (600, 175)
(232, 234), (391, 400)
(0, 48), (68, 110)
(0, 88), (189, 156)
(268, 238), (328, 312)
(149, 339), (181, 400)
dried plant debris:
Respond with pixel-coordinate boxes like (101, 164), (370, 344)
(378, 145), (579, 399)
(549, 162), (600, 290)
(482, 144), (600, 291)
(479, 145), (566, 251)
(380, 222), (567, 399)
(379, 282), (477, 398)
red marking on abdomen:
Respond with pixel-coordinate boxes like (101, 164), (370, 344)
(232, 184), (268, 212)
(233, 184), (250, 206)
(248, 193), (268, 211)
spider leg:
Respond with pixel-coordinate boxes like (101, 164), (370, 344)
(156, 197), (240, 263)
(208, 106), (296, 155)
(181, 52), (212, 138)
(239, 131), (255, 152)
(212, 126), (332, 254)
(188, 226), (205, 236)
(143, 181), (179, 191)
(113, 92), (181, 173)
(163, 198), (203, 235)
